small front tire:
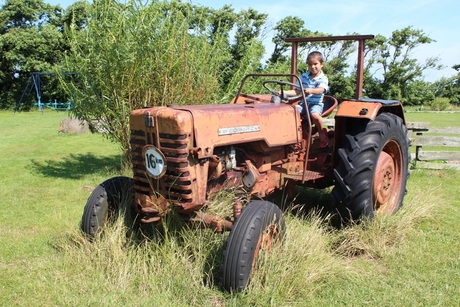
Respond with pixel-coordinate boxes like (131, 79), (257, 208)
(221, 200), (285, 292)
(81, 176), (134, 238)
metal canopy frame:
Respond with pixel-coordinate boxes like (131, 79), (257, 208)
(285, 35), (375, 100)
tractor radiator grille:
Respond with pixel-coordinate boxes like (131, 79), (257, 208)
(130, 129), (193, 204)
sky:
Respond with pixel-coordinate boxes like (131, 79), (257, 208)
(41, 0), (460, 82)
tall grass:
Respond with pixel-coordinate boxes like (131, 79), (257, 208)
(1, 111), (459, 306)
(49, 218), (228, 306)
(40, 186), (439, 306)
(333, 190), (436, 259)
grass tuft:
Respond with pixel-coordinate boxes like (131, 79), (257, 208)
(333, 189), (437, 259)
(248, 212), (344, 296)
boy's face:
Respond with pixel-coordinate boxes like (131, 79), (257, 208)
(307, 56), (324, 77)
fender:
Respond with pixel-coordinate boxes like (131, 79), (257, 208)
(332, 98), (407, 171)
(336, 99), (405, 123)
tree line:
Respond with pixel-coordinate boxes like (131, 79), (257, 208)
(1, 0), (459, 150)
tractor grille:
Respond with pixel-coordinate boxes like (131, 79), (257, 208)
(130, 129), (193, 204)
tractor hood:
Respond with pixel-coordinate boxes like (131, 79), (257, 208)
(131, 102), (302, 159)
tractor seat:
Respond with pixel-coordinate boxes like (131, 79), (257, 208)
(321, 95), (338, 117)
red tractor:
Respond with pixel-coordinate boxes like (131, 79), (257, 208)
(81, 35), (410, 291)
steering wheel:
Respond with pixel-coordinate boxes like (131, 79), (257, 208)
(263, 80), (303, 104)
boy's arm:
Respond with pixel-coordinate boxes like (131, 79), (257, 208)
(304, 87), (326, 95)
(282, 87), (325, 96)
(283, 89), (299, 96)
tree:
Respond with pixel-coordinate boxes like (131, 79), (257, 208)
(206, 4), (238, 44)
(268, 16), (313, 64)
(0, 0), (66, 109)
(363, 27), (442, 105)
(433, 65), (460, 105)
(321, 39), (357, 101)
(220, 8), (267, 96)
(61, 1), (89, 31)
(267, 22), (441, 104)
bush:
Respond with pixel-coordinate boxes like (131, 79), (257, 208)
(430, 97), (450, 111)
(58, 0), (232, 155)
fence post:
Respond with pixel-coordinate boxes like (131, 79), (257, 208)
(406, 122), (430, 161)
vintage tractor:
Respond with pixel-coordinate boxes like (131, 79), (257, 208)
(81, 35), (410, 291)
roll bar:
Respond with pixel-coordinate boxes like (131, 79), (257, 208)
(285, 35), (375, 100)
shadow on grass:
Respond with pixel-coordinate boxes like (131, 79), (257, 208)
(30, 153), (122, 179)
(267, 185), (341, 227)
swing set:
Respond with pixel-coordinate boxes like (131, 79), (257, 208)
(15, 72), (73, 112)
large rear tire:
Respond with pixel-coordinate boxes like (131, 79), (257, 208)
(333, 113), (410, 221)
(81, 176), (134, 238)
(221, 200), (285, 292)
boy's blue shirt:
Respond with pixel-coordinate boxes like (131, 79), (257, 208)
(295, 71), (329, 105)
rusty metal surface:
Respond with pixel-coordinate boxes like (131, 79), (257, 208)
(135, 192), (169, 223)
(231, 94), (273, 104)
(373, 140), (404, 215)
(193, 211), (233, 233)
(131, 108), (202, 220)
(171, 103), (302, 159)
(335, 100), (382, 119)
(83, 34), (408, 242)
(130, 97), (335, 225)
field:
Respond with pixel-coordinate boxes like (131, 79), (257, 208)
(1, 110), (459, 306)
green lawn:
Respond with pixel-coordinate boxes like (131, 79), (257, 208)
(0, 110), (459, 306)
(404, 110), (460, 128)
(0, 111), (121, 261)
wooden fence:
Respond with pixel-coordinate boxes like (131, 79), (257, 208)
(324, 119), (460, 170)
(407, 122), (460, 170)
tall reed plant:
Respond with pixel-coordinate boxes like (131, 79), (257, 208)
(58, 0), (238, 155)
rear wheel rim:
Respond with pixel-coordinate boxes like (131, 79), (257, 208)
(373, 140), (403, 214)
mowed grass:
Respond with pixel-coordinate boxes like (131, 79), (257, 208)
(1, 110), (459, 306)
(404, 110), (460, 128)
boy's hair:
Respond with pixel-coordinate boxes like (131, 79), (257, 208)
(307, 51), (324, 63)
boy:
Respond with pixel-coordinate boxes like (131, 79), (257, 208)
(285, 51), (329, 147)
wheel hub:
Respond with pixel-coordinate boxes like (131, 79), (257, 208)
(252, 224), (281, 273)
(255, 224), (279, 257)
(374, 151), (395, 212)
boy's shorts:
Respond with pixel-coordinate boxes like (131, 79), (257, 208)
(308, 103), (324, 115)
(296, 102), (324, 117)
